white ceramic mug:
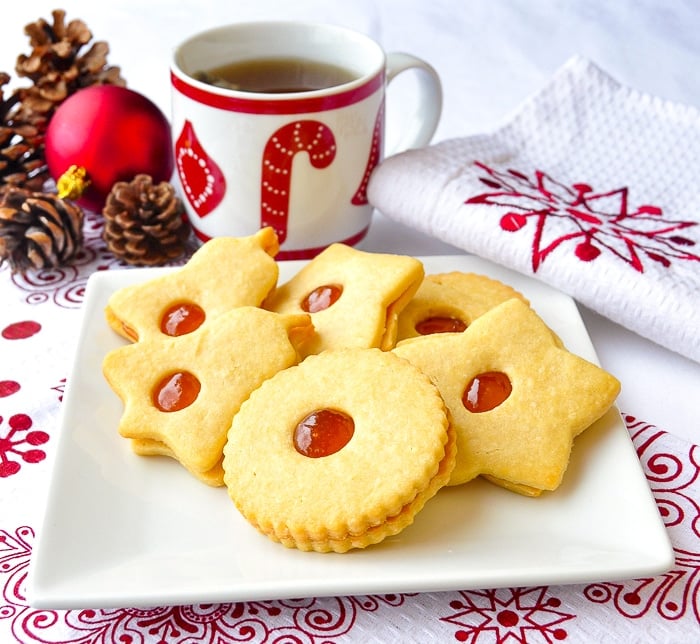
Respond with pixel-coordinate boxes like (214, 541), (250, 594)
(171, 21), (441, 259)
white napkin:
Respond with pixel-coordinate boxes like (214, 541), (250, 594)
(368, 56), (700, 363)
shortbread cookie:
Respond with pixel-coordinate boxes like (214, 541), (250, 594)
(103, 307), (314, 483)
(105, 227), (280, 342)
(396, 271), (528, 341)
(393, 298), (620, 494)
(264, 244), (424, 356)
(223, 348), (456, 552)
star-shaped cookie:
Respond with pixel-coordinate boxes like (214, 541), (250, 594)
(264, 243), (424, 356)
(105, 227), (280, 342)
(393, 298), (620, 495)
(103, 306), (313, 484)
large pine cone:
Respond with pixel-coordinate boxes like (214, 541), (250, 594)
(102, 174), (191, 266)
(0, 188), (84, 273)
(0, 73), (48, 192)
(14, 9), (126, 129)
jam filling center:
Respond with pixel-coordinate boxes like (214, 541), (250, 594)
(415, 316), (467, 335)
(153, 371), (201, 412)
(294, 408), (354, 458)
(160, 302), (206, 336)
(462, 371), (512, 413)
(301, 284), (343, 313)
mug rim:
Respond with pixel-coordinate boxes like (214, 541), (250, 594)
(171, 20), (386, 104)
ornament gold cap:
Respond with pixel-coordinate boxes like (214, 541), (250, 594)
(56, 165), (91, 200)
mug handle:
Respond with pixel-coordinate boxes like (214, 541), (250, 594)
(385, 52), (443, 153)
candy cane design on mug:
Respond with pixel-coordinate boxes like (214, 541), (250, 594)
(260, 120), (336, 244)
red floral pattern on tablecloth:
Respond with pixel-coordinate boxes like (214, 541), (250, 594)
(3, 213), (111, 310)
(581, 416), (700, 625)
(1, 320), (49, 479)
(0, 212), (194, 310)
(1, 417), (698, 643)
(0, 415), (48, 479)
(464, 162), (700, 273)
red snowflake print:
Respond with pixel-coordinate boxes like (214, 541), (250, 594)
(0, 413), (48, 478)
(440, 586), (574, 643)
(465, 162), (700, 273)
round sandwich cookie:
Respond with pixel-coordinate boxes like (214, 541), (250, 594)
(222, 347), (456, 553)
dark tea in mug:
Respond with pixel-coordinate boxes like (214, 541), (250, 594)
(195, 57), (358, 93)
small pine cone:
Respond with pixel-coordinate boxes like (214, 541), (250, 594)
(14, 9), (126, 128)
(102, 174), (191, 266)
(0, 188), (84, 273)
(0, 72), (48, 192)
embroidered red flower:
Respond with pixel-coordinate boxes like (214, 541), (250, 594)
(465, 162), (700, 273)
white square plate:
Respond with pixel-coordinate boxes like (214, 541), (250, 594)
(27, 255), (674, 609)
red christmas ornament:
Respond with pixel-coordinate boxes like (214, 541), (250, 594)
(45, 85), (174, 211)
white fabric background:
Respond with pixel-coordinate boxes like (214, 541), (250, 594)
(3, 0), (699, 442)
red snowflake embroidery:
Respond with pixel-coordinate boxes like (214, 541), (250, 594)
(0, 413), (48, 478)
(465, 162), (700, 273)
(440, 586), (574, 642)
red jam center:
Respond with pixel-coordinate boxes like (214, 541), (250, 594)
(293, 408), (354, 458)
(301, 284), (343, 313)
(415, 316), (467, 335)
(160, 302), (206, 336)
(153, 371), (201, 412)
(462, 371), (512, 413)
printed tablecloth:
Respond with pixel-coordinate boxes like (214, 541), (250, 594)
(1, 211), (699, 643)
(2, 1), (700, 641)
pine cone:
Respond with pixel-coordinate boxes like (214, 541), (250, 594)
(102, 174), (191, 266)
(0, 187), (84, 273)
(0, 72), (48, 192)
(14, 9), (126, 128)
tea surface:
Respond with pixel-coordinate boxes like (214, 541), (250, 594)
(195, 57), (357, 93)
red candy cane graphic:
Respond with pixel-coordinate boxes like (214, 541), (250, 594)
(260, 120), (336, 244)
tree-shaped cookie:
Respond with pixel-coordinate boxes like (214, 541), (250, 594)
(103, 307), (313, 485)
(393, 298), (621, 495)
(105, 227), (280, 342)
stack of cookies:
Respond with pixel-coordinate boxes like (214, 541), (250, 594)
(103, 228), (620, 553)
